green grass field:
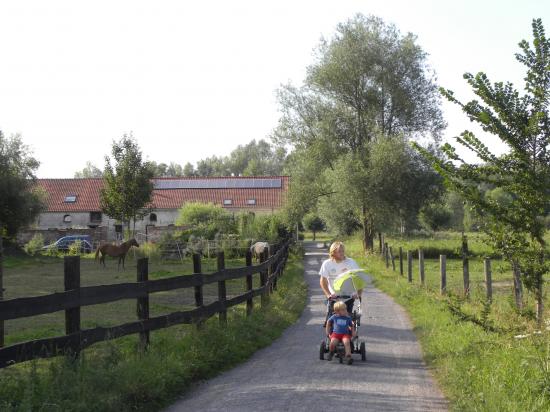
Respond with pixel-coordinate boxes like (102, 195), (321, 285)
(3, 251), (265, 346)
(0, 249), (306, 411)
(343, 233), (550, 411)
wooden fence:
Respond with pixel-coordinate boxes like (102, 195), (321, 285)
(0, 239), (291, 369)
(380, 237), (504, 302)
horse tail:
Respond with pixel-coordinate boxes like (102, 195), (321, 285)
(95, 246), (101, 261)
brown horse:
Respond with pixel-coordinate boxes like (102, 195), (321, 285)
(95, 238), (139, 270)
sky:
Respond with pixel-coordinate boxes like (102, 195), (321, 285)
(0, 0), (548, 178)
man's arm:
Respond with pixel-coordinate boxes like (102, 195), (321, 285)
(320, 276), (332, 298)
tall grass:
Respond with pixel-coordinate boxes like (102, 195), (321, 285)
(345, 236), (550, 411)
(0, 257), (306, 411)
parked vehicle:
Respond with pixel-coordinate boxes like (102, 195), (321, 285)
(42, 235), (93, 253)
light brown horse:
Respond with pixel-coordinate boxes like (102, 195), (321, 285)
(250, 241), (269, 262)
(95, 238), (139, 270)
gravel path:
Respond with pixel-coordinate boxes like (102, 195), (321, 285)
(165, 242), (448, 412)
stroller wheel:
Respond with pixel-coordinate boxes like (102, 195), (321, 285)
(360, 341), (366, 361)
(319, 341), (326, 360)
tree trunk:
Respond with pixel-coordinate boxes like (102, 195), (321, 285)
(312, 231), (316, 241)
(361, 205), (374, 253)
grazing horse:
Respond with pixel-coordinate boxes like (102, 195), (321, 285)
(250, 241), (269, 261)
(95, 238), (139, 270)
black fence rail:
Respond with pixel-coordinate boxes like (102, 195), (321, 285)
(0, 240), (291, 368)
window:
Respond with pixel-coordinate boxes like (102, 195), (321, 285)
(247, 199), (256, 205)
(63, 214), (72, 223)
(90, 212), (102, 222)
(223, 199), (233, 205)
(149, 213), (157, 222)
(64, 195), (77, 203)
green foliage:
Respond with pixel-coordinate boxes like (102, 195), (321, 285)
(23, 234), (44, 256)
(274, 15), (445, 249)
(138, 242), (161, 260)
(74, 161), (103, 178)
(446, 192), (465, 231)
(67, 240), (83, 256)
(147, 161), (184, 177)
(418, 202), (452, 232)
(100, 134), (154, 234)
(184, 139), (287, 177)
(414, 19), (550, 320)
(302, 213), (324, 240)
(176, 202), (236, 239)
(0, 132), (45, 236)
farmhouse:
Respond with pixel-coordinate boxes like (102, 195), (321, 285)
(27, 176), (289, 243)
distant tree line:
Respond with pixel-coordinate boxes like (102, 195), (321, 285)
(74, 139), (287, 178)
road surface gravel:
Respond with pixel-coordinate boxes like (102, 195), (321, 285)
(165, 242), (448, 412)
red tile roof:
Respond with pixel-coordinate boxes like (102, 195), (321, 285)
(37, 176), (289, 212)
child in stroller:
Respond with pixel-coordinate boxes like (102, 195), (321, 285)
(326, 301), (355, 364)
(320, 296), (366, 363)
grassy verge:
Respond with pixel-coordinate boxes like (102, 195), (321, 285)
(0, 255), (306, 411)
(346, 237), (550, 411)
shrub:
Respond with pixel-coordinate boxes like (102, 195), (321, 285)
(176, 202), (236, 239)
(67, 240), (82, 255)
(23, 234), (44, 256)
(139, 242), (161, 260)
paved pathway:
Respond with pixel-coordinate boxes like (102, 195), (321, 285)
(165, 242), (448, 411)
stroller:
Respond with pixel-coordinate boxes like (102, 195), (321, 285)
(319, 295), (366, 363)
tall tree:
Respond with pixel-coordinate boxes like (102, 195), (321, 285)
(275, 14), (444, 250)
(227, 139), (287, 176)
(414, 19), (550, 321)
(0, 132), (45, 346)
(183, 162), (196, 176)
(100, 134), (154, 235)
(74, 161), (103, 178)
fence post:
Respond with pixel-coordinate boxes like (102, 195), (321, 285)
(419, 249), (425, 286)
(137, 258), (150, 351)
(193, 253), (204, 326)
(64, 255), (81, 357)
(440, 255), (447, 295)
(389, 246), (396, 271)
(272, 244), (279, 291)
(384, 242), (389, 268)
(462, 235), (470, 297)
(217, 251), (227, 324)
(0, 233), (3, 347)
(399, 247), (404, 276)
(378, 233), (383, 254)
(407, 251), (413, 282)
(512, 260), (523, 310)
(245, 249), (253, 316)
(260, 250), (269, 308)
(484, 258), (492, 301)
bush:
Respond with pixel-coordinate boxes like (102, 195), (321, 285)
(176, 202), (236, 239)
(418, 203), (452, 232)
(23, 234), (44, 256)
(67, 240), (82, 255)
(236, 211), (289, 243)
(139, 242), (161, 260)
